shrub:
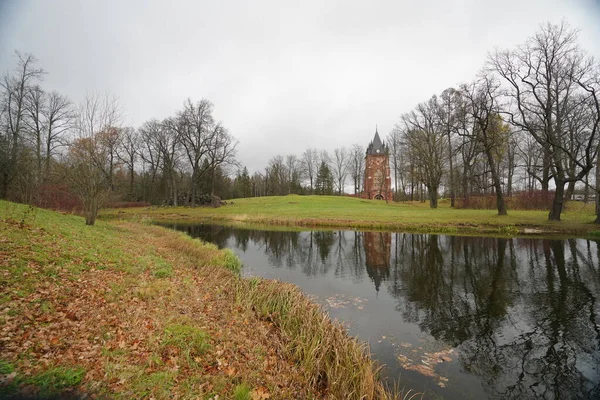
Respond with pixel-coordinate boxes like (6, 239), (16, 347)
(456, 190), (554, 211)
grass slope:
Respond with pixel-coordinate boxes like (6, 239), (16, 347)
(105, 195), (599, 237)
(0, 201), (392, 399)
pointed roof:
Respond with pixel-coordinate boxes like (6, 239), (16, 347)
(366, 127), (386, 155)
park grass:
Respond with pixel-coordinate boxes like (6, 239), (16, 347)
(0, 200), (395, 399)
(103, 195), (599, 237)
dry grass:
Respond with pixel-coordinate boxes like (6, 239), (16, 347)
(236, 278), (389, 399)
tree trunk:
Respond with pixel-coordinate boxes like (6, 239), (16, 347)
(549, 178), (566, 221)
(485, 150), (507, 216)
(565, 180), (576, 203)
(429, 186), (438, 209)
(595, 147), (600, 223)
(584, 174), (589, 203)
(448, 134), (455, 207)
(129, 167), (135, 200)
(542, 148), (550, 193)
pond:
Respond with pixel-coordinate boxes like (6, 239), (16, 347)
(162, 223), (600, 399)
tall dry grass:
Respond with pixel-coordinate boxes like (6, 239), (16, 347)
(139, 223), (402, 399)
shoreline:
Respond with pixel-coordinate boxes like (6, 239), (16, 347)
(102, 198), (600, 239)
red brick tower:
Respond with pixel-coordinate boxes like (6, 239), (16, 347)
(363, 128), (392, 200)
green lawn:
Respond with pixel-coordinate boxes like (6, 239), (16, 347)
(103, 195), (599, 237)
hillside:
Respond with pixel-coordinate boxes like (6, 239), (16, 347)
(0, 201), (388, 399)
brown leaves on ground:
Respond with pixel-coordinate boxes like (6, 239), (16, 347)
(0, 220), (320, 399)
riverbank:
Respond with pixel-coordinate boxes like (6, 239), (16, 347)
(0, 201), (392, 399)
(103, 195), (599, 238)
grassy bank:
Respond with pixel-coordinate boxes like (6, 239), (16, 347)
(0, 200), (393, 399)
(103, 195), (599, 237)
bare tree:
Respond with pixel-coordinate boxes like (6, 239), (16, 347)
(438, 87), (461, 207)
(42, 91), (73, 177)
(348, 144), (365, 195)
(460, 75), (509, 215)
(206, 123), (238, 197)
(63, 93), (121, 225)
(332, 147), (348, 195)
(401, 95), (447, 208)
(489, 21), (600, 220)
(386, 128), (404, 200)
(172, 98), (214, 206)
(24, 85), (45, 182)
(117, 127), (139, 199)
(301, 148), (319, 193)
(0, 51), (44, 198)
(285, 154), (301, 194)
(156, 119), (182, 206)
(139, 119), (164, 202)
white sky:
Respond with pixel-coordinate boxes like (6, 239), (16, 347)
(1, 0), (599, 174)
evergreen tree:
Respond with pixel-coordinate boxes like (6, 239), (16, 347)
(315, 161), (334, 195)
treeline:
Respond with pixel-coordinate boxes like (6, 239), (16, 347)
(0, 52), (237, 224)
(249, 22), (600, 223)
(388, 21), (600, 222)
(2, 21), (599, 225)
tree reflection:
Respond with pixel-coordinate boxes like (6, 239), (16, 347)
(164, 223), (600, 399)
(389, 234), (600, 399)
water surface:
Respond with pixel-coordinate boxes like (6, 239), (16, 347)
(164, 223), (600, 399)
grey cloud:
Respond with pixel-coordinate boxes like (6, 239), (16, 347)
(1, 0), (598, 173)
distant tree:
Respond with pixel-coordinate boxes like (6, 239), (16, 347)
(285, 154), (302, 194)
(348, 144), (365, 195)
(387, 128), (405, 200)
(332, 147), (348, 195)
(138, 119), (165, 203)
(267, 155), (286, 195)
(401, 95), (447, 208)
(460, 75), (509, 215)
(233, 166), (251, 198)
(63, 93), (121, 225)
(315, 161), (334, 195)
(301, 148), (319, 193)
(117, 127), (139, 199)
(0, 51), (44, 199)
(437, 87), (461, 207)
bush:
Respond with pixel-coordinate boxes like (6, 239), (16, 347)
(35, 184), (82, 212)
(456, 190), (554, 211)
(106, 201), (151, 209)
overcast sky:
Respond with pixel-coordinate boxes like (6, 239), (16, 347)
(1, 0), (599, 173)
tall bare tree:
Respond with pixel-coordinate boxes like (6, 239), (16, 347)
(0, 51), (44, 198)
(489, 21), (600, 220)
(348, 144), (365, 195)
(285, 154), (302, 194)
(117, 127), (139, 199)
(332, 147), (348, 195)
(437, 88), (461, 207)
(301, 148), (319, 193)
(460, 75), (509, 215)
(387, 128), (404, 200)
(63, 93), (121, 225)
(401, 95), (447, 208)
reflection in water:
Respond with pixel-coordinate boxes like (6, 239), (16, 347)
(364, 232), (391, 293)
(164, 223), (600, 400)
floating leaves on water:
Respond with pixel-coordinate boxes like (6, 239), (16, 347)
(323, 293), (368, 310)
(397, 342), (457, 389)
